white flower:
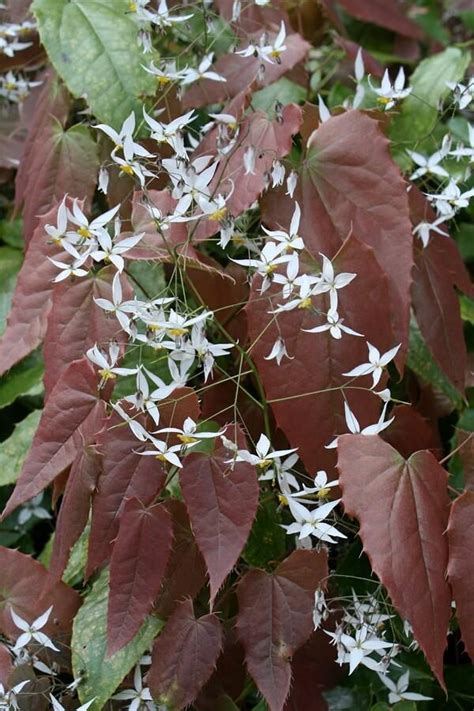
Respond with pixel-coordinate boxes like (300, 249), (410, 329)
(181, 53), (226, 85)
(95, 111), (152, 160)
(447, 77), (474, 110)
(112, 665), (154, 711)
(318, 94), (331, 122)
(50, 694), (95, 711)
(313, 254), (356, 311)
(0, 681), (29, 711)
(262, 202), (305, 251)
(377, 671), (433, 704)
(157, 416), (225, 446)
(329, 625), (393, 674)
(406, 146), (450, 180)
(258, 22), (288, 65)
(369, 67), (412, 110)
(304, 309), (363, 340)
(450, 124), (474, 163)
(17, 493), (51, 526)
(143, 60), (188, 87)
(233, 433), (297, 471)
(412, 215), (448, 248)
(343, 342), (400, 387)
(67, 201), (121, 241)
(244, 145), (256, 175)
(90, 223), (144, 272)
(271, 160), (285, 187)
(284, 497), (346, 544)
(146, 0), (194, 29)
(143, 107), (195, 158)
(48, 256), (89, 282)
(10, 606), (59, 652)
(289, 470), (339, 501)
(264, 336), (293, 366)
(86, 342), (137, 385)
(352, 48), (365, 108)
(313, 589), (330, 629)
(425, 179), (474, 216)
(111, 401), (149, 442)
(232, 242), (291, 292)
(94, 271), (139, 332)
(139, 435), (184, 468)
(286, 170), (298, 198)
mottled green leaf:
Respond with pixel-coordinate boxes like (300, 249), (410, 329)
(0, 351), (44, 409)
(252, 77), (307, 115)
(0, 247), (22, 337)
(0, 410), (41, 486)
(72, 570), (162, 710)
(391, 48), (470, 146)
(32, 0), (155, 128)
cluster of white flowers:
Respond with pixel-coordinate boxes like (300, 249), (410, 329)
(0, 17), (40, 105)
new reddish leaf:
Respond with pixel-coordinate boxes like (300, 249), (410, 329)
(237, 549), (328, 711)
(262, 110), (413, 358)
(324, 0), (423, 39)
(246, 235), (392, 472)
(337, 435), (451, 686)
(180, 427), (259, 607)
(0, 547), (80, 649)
(447, 491), (474, 659)
(107, 499), (173, 656)
(0, 201), (72, 375)
(43, 267), (132, 397)
(3, 358), (104, 518)
(49, 402), (105, 581)
(148, 598), (223, 710)
(86, 409), (167, 578)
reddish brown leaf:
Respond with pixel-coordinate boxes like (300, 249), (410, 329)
(0, 547), (80, 650)
(246, 235), (392, 472)
(262, 110), (413, 359)
(148, 598), (223, 710)
(237, 549), (328, 711)
(283, 630), (342, 711)
(455, 430), (474, 491)
(16, 75), (98, 244)
(447, 491), (474, 659)
(0, 201), (72, 376)
(15, 73), (69, 231)
(182, 33), (310, 109)
(43, 268), (132, 398)
(195, 631), (246, 711)
(337, 435), (451, 687)
(410, 189), (471, 390)
(155, 500), (207, 618)
(2, 358), (104, 518)
(86, 410), (167, 578)
(180, 427), (259, 607)
(330, 0), (424, 39)
(383, 404), (442, 460)
(49, 403), (105, 581)
(108, 499), (173, 656)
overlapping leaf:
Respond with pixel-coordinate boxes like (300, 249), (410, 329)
(337, 435), (452, 686)
(262, 110), (413, 358)
(108, 499), (172, 656)
(32, 0), (155, 128)
(237, 549), (328, 711)
(148, 599), (223, 710)
(447, 491), (474, 659)
(3, 358), (104, 518)
(180, 427), (259, 606)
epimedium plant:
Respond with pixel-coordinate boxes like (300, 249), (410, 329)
(0, 0), (473, 709)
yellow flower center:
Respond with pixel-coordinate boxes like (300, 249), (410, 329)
(168, 327), (188, 337)
(129, 1), (137, 11)
(257, 458), (272, 469)
(298, 297), (312, 309)
(178, 434), (198, 444)
(317, 487), (331, 499)
(120, 164), (135, 176)
(4, 82), (16, 91)
(265, 264), (277, 274)
(377, 96), (391, 105)
(157, 76), (172, 86)
(209, 206), (227, 222)
(155, 453), (168, 462)
(78, 226), (92, 239)
(98, 369), (116, 381)
(278, 494), (288, 506)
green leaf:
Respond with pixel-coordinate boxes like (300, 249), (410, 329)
(0, 219), (23, 249)
(407, 320), (463, 410)
(252, 77), (307, 116)
(39, 524), (90, 586)
(455, 222), (474, 262)
(0, 411), (41, 486)
(0, 247), (22, 337)
(460, 295), (474, 325)
(391, 48), (470, 147)
(32, 0), (155, 128)
(126, 260), (166, 301)
(72, 570), (163, 710)
(243, 498), (287, 569)
(0, 351), (44, 409)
